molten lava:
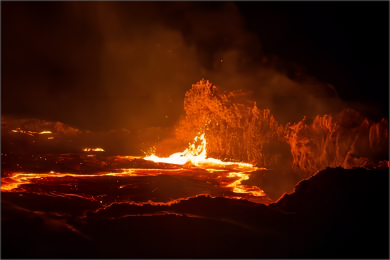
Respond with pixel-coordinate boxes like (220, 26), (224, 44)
(82, 148), (105, 152)
(11, 128), (53, 136)
(144, 133), (256, 169)
(142, 132), (266, 198)
(1, 131), (269, 206)
(1, 79), (388, 220)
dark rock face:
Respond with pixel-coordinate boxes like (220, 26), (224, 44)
(2, 167), (388, 258)
(270, 167), (389, 258)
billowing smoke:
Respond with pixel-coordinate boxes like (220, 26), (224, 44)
(2, 1), (344, 135)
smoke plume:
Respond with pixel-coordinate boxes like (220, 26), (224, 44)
(2, 2), (344, 134)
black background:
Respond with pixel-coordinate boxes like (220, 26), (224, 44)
(236, 1), (389, 120)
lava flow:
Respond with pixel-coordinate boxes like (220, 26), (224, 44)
(144, 132), (256, 169)
(1, 79), (388, 260)
(143, 132), (267, 198)
(1, 79), (388, 215)
(1, 131), (270, 207)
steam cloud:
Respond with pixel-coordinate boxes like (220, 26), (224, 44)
(2, 2), (344, 133)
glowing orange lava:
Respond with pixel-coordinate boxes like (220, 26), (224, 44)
(11, 128), (53, 136)
(143, 132), (267, 199)
(82, 148), (105, 152)
(144, 133), (256, 170)
(1, 132), (269, 205)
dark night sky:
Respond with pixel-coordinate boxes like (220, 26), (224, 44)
(2, 1), (389, 132)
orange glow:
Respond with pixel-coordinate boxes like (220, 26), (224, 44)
(140, 132), (267, 200)
(82, 148), (105, 152)
(1, 172), (97, 192)
(11, 128), (35, 136)
(39, 131), (52, 134)
(3, 131), (269, 205)
(1, 169), (190, 192)
(1, 162), (270, 205)
(144, 133), (256, 170)
(223, 172), (265, 196)
(11, 129), (54, 136)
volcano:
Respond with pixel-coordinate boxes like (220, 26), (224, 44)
(1, 79), (389, 258)
(2, 1), (389, 258)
